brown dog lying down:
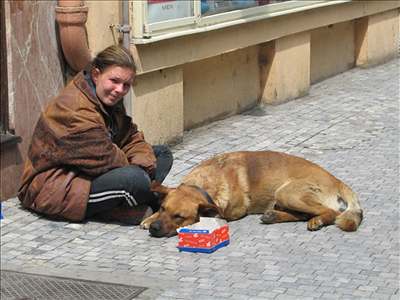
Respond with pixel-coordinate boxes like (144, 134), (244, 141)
(141, 151), (363, 237)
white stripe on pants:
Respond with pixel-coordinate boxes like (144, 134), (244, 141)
(88, 190), (138, 206)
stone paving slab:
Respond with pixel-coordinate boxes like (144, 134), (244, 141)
(1, 59), (399, 299)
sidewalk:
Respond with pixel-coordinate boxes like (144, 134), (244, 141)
(1, 59), (399, 300)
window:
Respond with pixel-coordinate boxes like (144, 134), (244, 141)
(130, 0), (350, 43)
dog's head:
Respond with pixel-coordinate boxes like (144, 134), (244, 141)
(149, 182), (221, 238)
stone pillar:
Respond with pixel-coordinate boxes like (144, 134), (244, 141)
(355, 9), (399, 67)
(260, 32), (311, 105)
(132, 67), (184, 145)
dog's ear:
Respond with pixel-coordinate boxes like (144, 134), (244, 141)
(150, 181), (171, 196)
(198, 203), (223, 217)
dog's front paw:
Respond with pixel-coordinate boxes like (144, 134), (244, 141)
(260, 211), (277, 224)
(140, 212), (159, 229)
(307, 217), (324, 231)
(140, 217), (152, 229)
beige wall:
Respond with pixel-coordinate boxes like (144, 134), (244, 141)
(355, 9), (400, 67)
(86, 1), (120, 55)
(131, 1), (400, 75)
(183, 47), (259, 129)
(261, 32), (310, 105)
(366, 9), (399, 64)
(311, 21), (355, 84)
(132, 68), (184, 145)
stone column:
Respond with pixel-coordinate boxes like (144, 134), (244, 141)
(355, 9), (399, 67)
(260, 32), (311, 105)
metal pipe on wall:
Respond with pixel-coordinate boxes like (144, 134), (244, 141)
(121, 0), (133, 116)
(55, 0), (91, 72)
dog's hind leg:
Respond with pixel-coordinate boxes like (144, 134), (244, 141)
(306, 207), (340, 231)
(261, 209), (309, 224)
(273, 180), (340, 231)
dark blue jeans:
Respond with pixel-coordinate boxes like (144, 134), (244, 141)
(85, 145), (173, 218)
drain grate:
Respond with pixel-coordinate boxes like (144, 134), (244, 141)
(1, 270), (146, 300)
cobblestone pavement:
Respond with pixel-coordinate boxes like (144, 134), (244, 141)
(1, 59), (399, 300)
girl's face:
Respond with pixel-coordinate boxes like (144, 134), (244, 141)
(91, 66), (135, 106)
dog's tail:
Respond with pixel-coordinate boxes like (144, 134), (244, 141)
(335, 182), (363, 232)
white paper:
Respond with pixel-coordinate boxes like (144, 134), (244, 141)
(177, 217), (227, 233)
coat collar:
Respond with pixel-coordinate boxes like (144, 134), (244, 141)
(73, 70), (111, 117)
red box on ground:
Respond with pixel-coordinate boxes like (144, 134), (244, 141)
(177, 217), (230, 253)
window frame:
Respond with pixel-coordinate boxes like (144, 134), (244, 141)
(130, 0), (351, 44)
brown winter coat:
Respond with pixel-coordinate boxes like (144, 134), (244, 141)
(18, 71), (156, 221)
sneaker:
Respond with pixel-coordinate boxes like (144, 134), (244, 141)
(98, 205), (153, 225)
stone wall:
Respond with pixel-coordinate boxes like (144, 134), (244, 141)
(1, 1), (64, 199)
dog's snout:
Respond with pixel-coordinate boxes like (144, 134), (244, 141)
(150, 220), (161, 231)
(149, 220), (164, 237)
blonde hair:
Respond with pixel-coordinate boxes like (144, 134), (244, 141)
(92, 45), (136, 73)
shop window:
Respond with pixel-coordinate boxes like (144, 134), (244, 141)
(148, 0), (194, 23)
(131, 0), (350, 43)
(201, 0), (288, 16)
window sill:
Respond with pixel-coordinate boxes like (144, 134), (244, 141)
(0, 133), (22, 148)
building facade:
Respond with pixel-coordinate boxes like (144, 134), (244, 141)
(1, 0), (399, 200)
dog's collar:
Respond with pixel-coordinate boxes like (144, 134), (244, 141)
(187, 185), (214, 205)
